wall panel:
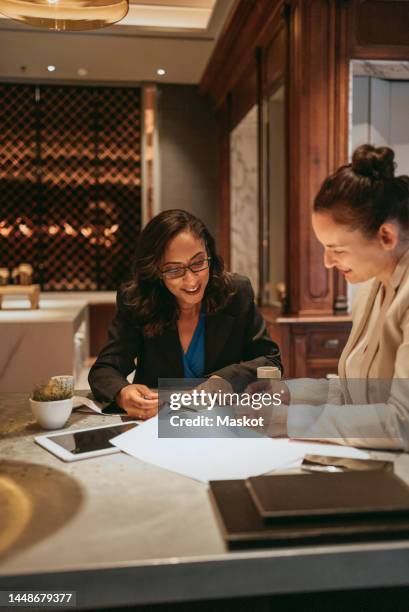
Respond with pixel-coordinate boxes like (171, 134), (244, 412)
(0, 83), (141, 291)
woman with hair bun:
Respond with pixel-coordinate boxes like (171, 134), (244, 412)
(89, 209), (282, 419)
(284, 144), (409, 449)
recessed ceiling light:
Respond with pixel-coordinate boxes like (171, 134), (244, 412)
(47, 65), (56, 72)
(77, 68), (88, 76)
(156, 68), (166, 76)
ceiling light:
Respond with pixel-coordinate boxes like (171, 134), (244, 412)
(157, 68), (166, 76)
(47, 65), (56, 72)
(0, 0), (129, 31)
(77, 68), (88, 76)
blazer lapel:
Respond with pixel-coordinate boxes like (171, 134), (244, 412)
(205, 313), (234, 373)
(338, 279), (380, 378)
(359, 283), (396, 381)
(150, 326), (184, 378)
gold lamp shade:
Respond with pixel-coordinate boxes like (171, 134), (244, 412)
(0, 0), (129, 31)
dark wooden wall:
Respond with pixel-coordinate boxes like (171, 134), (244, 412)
(157, 85), (218, 239)
(89, 303), (116, 356)
(200, 0), (409, 317)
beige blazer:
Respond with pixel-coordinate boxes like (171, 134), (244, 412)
(285, 248), (409, 450)
(339, 247), (409, 381)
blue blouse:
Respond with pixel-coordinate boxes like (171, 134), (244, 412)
(182, 312), (205, 378)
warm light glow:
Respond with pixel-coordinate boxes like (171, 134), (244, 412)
(97, 201), (114, 214)
(47, 65), (56, 72)
(80, 226), (93, 238)
(0, 476), (32, 556)
(0, 221), (13, 237)
(63, 223), (77, 236)
(145, 109), (154, 135)
(110, 224), (119, 233)
(0, 0), (129, 31)
(18, 223), (33, 237)
(145, 147), (153, 162)
(156, 68), (166, 76)
(48, 225), (60, 235)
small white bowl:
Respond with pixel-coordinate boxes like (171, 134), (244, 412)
(30, 397), (73, 430)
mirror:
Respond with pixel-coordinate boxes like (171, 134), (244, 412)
(351, 60), (409, 167)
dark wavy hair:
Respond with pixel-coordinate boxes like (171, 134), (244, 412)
(314, 144), (409, 237)
(121, 209), (235, 337)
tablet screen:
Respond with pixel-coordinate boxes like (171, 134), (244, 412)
(49, 423), (138, 455)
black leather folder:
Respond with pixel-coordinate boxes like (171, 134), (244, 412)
(246, 471), (409, 520)
(208, 475), (409, 549)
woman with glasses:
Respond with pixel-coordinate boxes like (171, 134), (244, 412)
(89, 209), (282, 420)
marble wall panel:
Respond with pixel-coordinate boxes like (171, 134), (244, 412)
(229, 106), (259, 294)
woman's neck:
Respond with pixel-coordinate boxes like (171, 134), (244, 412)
(377, 244), (409, 287)
(178, 302), (201, 321)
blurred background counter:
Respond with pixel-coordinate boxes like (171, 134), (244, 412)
(0, 292), (116, 392)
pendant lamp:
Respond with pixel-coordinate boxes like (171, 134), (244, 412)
(0, 0), (129, 31)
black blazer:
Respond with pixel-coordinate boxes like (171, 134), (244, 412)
(88, 274), (282, 402)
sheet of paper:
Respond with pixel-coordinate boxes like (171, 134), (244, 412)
(73, 395), (104, 414)
(110, 416), (369, 483)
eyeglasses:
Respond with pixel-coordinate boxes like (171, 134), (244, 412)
(160, 256), (211, 279)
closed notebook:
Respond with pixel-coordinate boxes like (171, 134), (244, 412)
(208, 479), (409, 549)
(246, 471), (409, 520)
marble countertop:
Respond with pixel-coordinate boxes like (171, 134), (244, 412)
(0, 291), (116, 323)
(0, 300), (88, 323)
(2, 393), (409, 608)
(41, 291), (116, 303)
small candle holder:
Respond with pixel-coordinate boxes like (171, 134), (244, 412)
(11, 268), (20, 285)
(19, 263), (33, 285)
(0, 268), (9, 286)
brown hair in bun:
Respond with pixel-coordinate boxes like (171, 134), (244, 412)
(352, 144), (395, 180)
(314, 144), (409, 237)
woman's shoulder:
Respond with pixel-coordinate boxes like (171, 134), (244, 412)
(229, 273), (255, 296)
(219, 273), (255, 314)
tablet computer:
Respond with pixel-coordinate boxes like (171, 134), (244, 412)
(35, 421), (139, 462)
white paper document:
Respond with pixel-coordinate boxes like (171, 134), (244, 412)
(110, 416), (369, 482)
(73, 395), (105, 414)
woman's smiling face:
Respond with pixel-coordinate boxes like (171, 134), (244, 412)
(312, 211), (396, 284)
(161, 231), (210, 309)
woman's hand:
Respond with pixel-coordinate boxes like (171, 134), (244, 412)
(233, 379), (290, 436)
(116, 384), (159, 420)
(244, 379), (290, 405)
(192, 375), (234, 407)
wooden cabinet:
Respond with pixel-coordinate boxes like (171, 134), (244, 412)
(277, 318), (352, 379)
(261, 307), (352, 378)
(89, 302), (116, 357)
